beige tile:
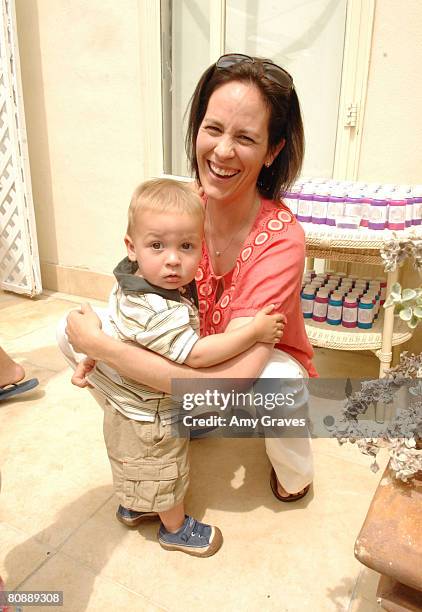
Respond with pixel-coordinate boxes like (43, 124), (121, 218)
(0, 523), (51, 590)
(0, 291), (26, 310)
(59, 439), (380, 612)
(1, 325), (70, 374)
(352, 567), (381, 603)
(312, 437), (390, 472)
(0, 297), (76, 339)
(0, 371), (112, 548)
(43, 289), (107, 309)
(348, 593), (381, 612)
(19, 552), (164, 612)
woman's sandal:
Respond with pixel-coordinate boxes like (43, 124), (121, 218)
(270, 468), (311, 503)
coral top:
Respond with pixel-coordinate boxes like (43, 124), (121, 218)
(196, 197), (317, 377)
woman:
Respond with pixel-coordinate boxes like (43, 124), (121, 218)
(66, 53), (317, 501)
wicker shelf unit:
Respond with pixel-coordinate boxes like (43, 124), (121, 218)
(303, 226), (420, 377)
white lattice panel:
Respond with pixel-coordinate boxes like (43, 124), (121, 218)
(0, 0), (41, 296)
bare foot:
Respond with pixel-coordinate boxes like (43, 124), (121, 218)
(0, 348), (26, 388)
(276, 480), (307, 499)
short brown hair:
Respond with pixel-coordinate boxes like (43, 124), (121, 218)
(127, 178), (204, 236)
(185, 57), (304, 199)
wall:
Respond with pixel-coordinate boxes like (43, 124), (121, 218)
(358, 0), (422, 353)
(15, 0), (152, 298)
(358, 0), (422, 184)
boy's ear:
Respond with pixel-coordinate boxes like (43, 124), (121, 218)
(124, 234), (137, 262)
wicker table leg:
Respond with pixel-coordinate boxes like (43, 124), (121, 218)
(378, 268), (399, 377)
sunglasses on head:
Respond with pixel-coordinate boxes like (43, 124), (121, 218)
(215, 53), (294, 91)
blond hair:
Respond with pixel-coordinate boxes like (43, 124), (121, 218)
(127, 178), (204, 236)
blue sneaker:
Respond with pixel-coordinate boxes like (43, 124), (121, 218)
(158, 515), (223, 557)
(116, 505), (159, 528)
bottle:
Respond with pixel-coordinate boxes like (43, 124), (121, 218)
(283, 181), (302, 216)
(357, 295), (374, 329)
(398, 185), (414, 228)
(367, 185), (388, 230)
(327, 292), (343, 325)
(388, 188), (407, 230)
(354, 280), (368, 294)
(368, 280), (381, 293)
(338, 282), (353, 296)
(344, 185), (363, 218)
(327, 184), (346, 226)
(376, 277), (387, 305)
(325, 279), (339, 294)
(311, 182), (329, 225)
(411, 185), (422, 225)
(342, 295), (358, 328)
(359, 183), (371, 227)
(301, 285), (315, 319)
(312, 288), (330, 322)
(297, 182), (314, 223)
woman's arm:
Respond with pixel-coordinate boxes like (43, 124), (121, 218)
(66, 305), (273, 393)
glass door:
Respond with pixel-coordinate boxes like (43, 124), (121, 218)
(161, 0), (348, 179)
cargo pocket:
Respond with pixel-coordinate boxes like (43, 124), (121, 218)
(122, 460), (179, 512)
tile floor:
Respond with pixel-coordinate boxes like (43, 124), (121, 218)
(0, 290), (388, 611)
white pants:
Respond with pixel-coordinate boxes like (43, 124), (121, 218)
(260, 350), (314, 493)
(57, 315), (314, 494)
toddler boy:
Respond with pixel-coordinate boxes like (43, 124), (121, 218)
(70, 178), (283, 557)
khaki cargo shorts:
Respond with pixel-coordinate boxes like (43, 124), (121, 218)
(103, 403), (189, 512)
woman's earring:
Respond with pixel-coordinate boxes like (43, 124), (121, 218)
(265, 161), (271, 168)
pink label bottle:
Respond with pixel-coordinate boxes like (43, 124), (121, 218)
(388, 190), (407, 230)
(312, 289), (329, 322)
(342, 295), (358, 328)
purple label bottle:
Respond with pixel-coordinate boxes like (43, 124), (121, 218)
(327, 184), (346, 226)
(283, 191), (298, 216)
(297, 183), (313, 223)
(311, 184), (329, 225)
(411, 185), (422, 225)
(368, 197), (388, 230)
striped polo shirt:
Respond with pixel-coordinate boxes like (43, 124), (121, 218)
(87, 257), (200, 422)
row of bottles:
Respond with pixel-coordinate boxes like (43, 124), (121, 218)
(301, 270), (387, 329)
(283, 179), (422, 230)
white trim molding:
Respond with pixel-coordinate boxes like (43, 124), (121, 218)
(333, 0), (375, 180)
(138, 0), (163, 178)
(209, 0), (226, 64)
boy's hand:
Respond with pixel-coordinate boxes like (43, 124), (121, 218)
(71, 358), (96, 388)
(253, 305), (285, 344)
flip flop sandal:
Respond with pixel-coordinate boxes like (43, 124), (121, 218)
(270, 467), (311, 503)
(0, 378), (39, 401)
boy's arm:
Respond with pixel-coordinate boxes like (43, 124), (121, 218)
(185, 305), (284, 368)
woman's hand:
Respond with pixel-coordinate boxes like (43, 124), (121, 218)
(65, 303), (104, 357)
